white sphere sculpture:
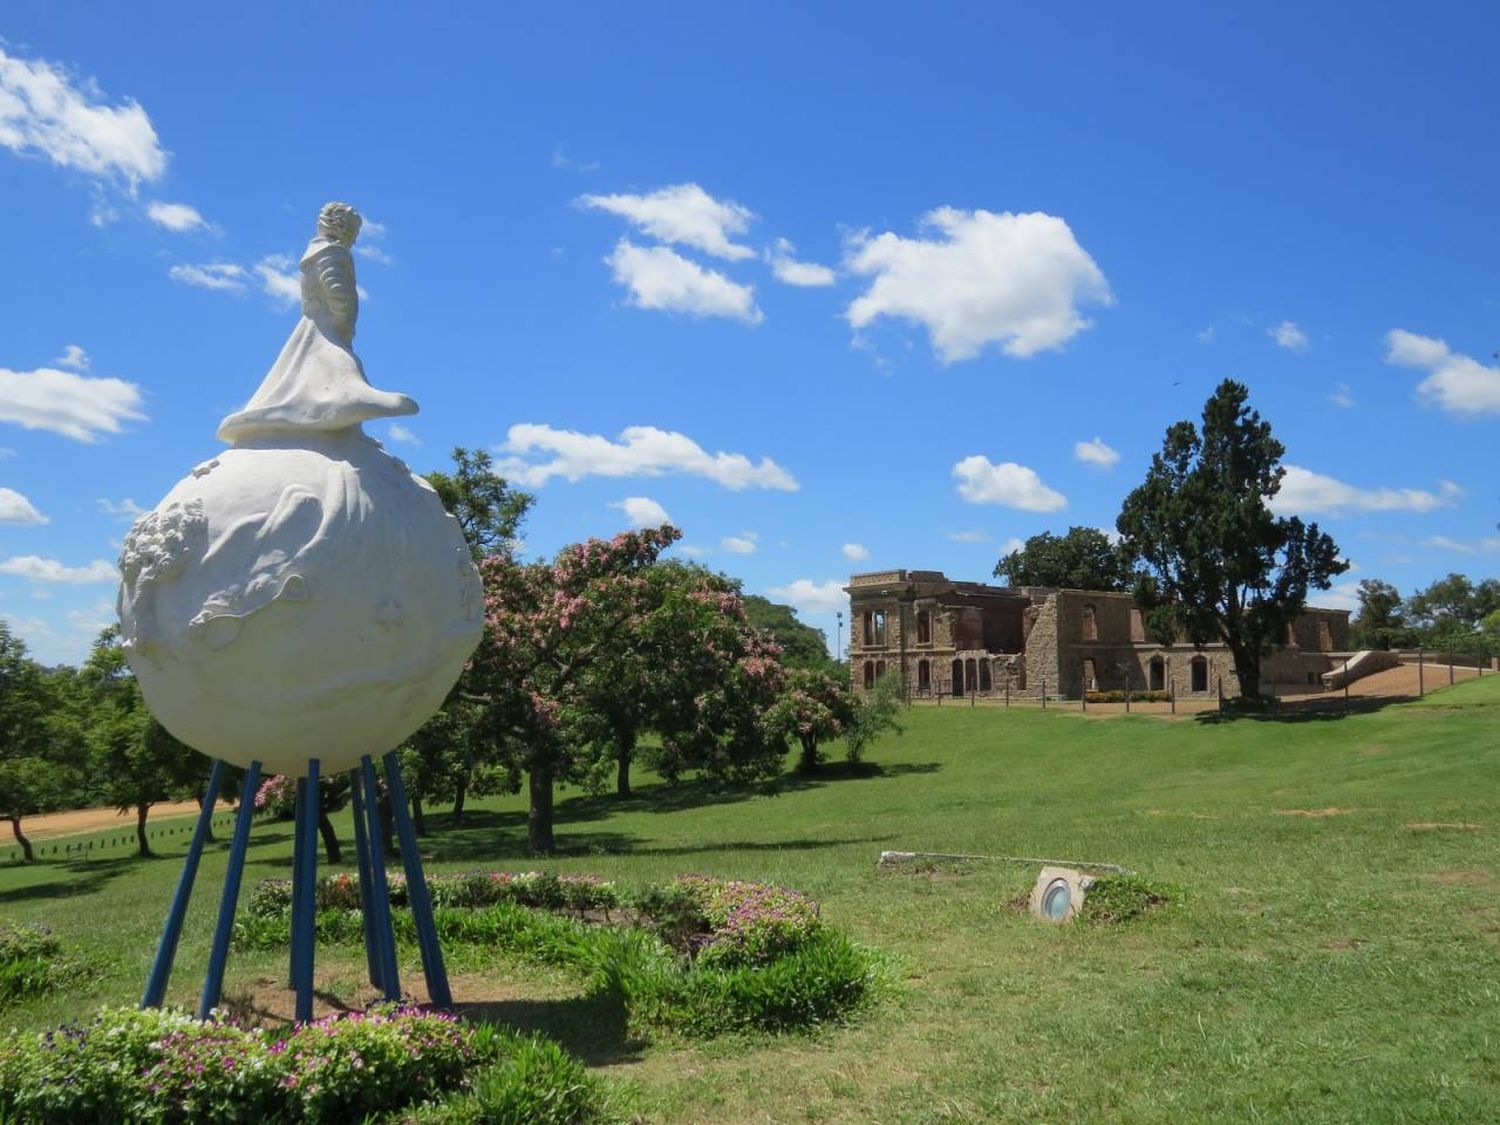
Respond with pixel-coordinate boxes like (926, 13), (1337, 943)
(117, 202), (482, 777)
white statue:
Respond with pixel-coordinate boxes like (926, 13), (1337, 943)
(117, 203), (482, 777)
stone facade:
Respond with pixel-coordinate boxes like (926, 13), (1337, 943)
(846, 570), (1351, 701)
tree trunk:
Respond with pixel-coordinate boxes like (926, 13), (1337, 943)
(1229, 641), (1263, 704)
(528, 768), (555, 854)
(317, 809), (342, 864)
(798, 734), (819, 772)
(136, 803), (153, 857)
(7, 816), (33, 863)
(378, 791), (398, 857)
(616, 734), (635, 798)
(411, 794), (428, 836)
(451, 778), (467, 824)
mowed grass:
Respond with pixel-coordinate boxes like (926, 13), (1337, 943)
(4, 679), (1500, 1122)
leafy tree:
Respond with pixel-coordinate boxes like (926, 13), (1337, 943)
(741, 595), (834, 669)
(765, 668), (857, 772)
(1406, 573), (1500, 638)
(424, 446), (533, 563)
(993, 526), (1134, 591)
(80, 628), (205, 856)
(0, 623), (70, 860)
(1116, 380), (1347, 702)
(1350, 579), (1416, 650)
(844, 671), (905, 763)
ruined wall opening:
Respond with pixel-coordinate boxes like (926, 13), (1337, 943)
(875, 660), (886, 680)
(1190, 655), (1208, 693)
(978, 660), (992, 692)
(916, 610), (931, 644)
(1316, 619), (1332, 652)
(1082, 657), (1097, 691)
(917, 659), (930, 694)
(1082, 604), (1097, 641)
(1149, 656), (1165, 692)
(951, 659), (964, 695)
(965, 658), (977, 694)
(863, 661), (875, 689)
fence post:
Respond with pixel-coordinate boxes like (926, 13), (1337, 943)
(1218, 676), (1224, 713)
(1126, 687), (1132, 713)
(1449, 650), (1455, 686)
(1042, 677), (1047, 709)
(1081, 689), (1087, 713)
(1005, 680), (1010, 708)
(1419, 648), (1425, 696)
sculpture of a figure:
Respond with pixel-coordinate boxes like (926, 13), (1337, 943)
(217, 202), (416, 442)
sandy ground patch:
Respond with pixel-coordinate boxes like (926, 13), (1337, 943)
(16, 799), (232, 841)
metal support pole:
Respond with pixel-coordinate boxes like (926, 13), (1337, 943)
(360, 755), (401, 999)
(349, 769), (382, 989)
(293, 759), (320, 1022)
(197, 760), (261, 1020)
(383, 751), (452, 1007)
(142, 759), (225, 1008)
(288, 778), (309, 988)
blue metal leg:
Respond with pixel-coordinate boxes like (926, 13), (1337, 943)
(197, 760), (261, 1020)
(360, 755), (401, 999)
(293, 759), (320, 1022)
(288, 778), (308, 988)
(142, 759), (226, 1008)
(382, 751), (451, 1007)
(349, 769), (382, 989)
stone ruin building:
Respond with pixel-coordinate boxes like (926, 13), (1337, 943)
(845, 569), (1350, 701)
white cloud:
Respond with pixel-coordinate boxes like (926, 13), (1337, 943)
(1424, 535), (1475, 554)
(0, 47), (165, 186)
(952, 456), (1067, 512)
(53, 344), (89, 372)
(767, 578), (848, 615)
(354, 218), (392, 265)
(1329, 383), (1355, 409)
(97, 497), (146, 521)
(1269, 320), (1309, 351)
(580, 183), (756, 260)
(677, 544), (710, 558)
(947, 529), (991, 544)
(385, 423), (420, 447)
(169, 262), (245, 292)
(0, 488), (47, 525)
(1315, 581), (1362, 613)
(767, 238), (835, 287)
(611, 496), (672, 528)
(0, 555), (117, 583)
(722, 535), (757, 555)
(841, 542), (869, 561)
(604, 240), (762, 323)
(552, 143), (600, 173)
(1385, 329), (1500, 415)
(845, 208), (1111, 362)
(1272, 465), (1463, 516)
(253, 254), (300, 307)
(999, 537), (1026, 556)
(0, 364), (146, 442)
(1074, 436), (1119, 469)
(146, 201), (208, 232)
(499, 423), (797, 491)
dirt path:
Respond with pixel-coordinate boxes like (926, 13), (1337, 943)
(16, 799), (232, 842)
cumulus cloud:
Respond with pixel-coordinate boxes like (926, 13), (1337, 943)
(385, 423), (420, 447)
(1074, 436), (1119, 469)
(604, 240), (762, 323)
(952, 456), (1067, 512)
(499, 423), (796, 491)
(999, 536), (1026, 556)
(0, 488), (47, 525)
(845, 208), (1111, 362)
(53, 344), (89, 372)
(1272, 465), (1463, 516)
(1385, 329), (1500, 415)
(0, 555), (117, 583)
(1424, 535), (1474, 554)
(722, 534), (757, 555)
(354, 218), (393, 265)
(0, 364), (146, 441)
(169, 262), (246, 292)
(146, 201), (208, 232)
(947, 529), (991, 543)
(0, 47), (165, 186)
(253, 254), (300, 307)
(841, 542), (869, 561)
(767, 238), (835, 287)
(97, 497), (146, 521)
(611, 496), (672, 528)
(581, 183), (756, 260)
(766, 578), (848, 615)
(1269, 320), (1309, 351)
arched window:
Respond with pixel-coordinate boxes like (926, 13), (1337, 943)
(875, 660), (886, 680)
(1316, 619), (1333, 652)
(1082, 658), (1097, 692)
(916, 610), (931, 645)
(1190, 655), (1209, 693)
(951, 659), (965, 696)
(1082, 604), (1098, 641)
(965, 659), (977, 694)
(978, 660), (992, 692)
(1149, 656), (1165, 692)
(863, 661), (875, 689)
(917, 659), (931, 693)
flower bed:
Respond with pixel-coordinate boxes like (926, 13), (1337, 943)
(0, 1004), (607, 1124)
(245, 870), (622, 919)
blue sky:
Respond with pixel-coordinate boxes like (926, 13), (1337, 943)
(2, 3), (1498, 665)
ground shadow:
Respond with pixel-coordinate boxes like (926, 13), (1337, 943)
(619, 833), (897, 859)
(0, 854), (158, 904)
(1195, 695), (1414, 724)
(455, 993), (645, 1066)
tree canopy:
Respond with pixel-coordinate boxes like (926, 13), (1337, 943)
(1116, 379), (1346, 701)
(741, 595), (834, 669)
(993, 526), (1134, 591)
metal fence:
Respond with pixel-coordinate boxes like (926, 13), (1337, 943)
(1, 808), (274, 866)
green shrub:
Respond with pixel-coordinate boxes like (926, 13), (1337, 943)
(674, 876), (823, 969)
(1078, 875), (1176, 925)
(419, 1026), (610, 1124)
(0, 925), (79, 1009)
(1083, 690), (1172, 703)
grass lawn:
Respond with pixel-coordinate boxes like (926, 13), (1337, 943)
(4, 678), (1499, 1122)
